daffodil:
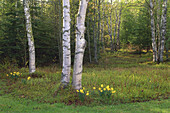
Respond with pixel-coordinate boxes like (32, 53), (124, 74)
(112, 91), (116, 94)
(80, 89), (84, 93)
(86, 92), (89, 96)
(10, 73), (12, 75)
(77, 90), (79, 92)
(111, 88), (114, 90)
(83, 87), (85, 90)
(6, 74), (9, 76)
(99, 88), (101, 90)
(101, 84), (103, 87)
(103, 88), (106, 91)
(93, 87), (96, 90)
(100, 90), (103, 92)
(16, 72), (19, 75)
(106, 85), (109, 89)
(27, 76), (31, 80)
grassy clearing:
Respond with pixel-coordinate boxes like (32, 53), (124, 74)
(0, 86), (170, 113)
(0, 51), (169, 106)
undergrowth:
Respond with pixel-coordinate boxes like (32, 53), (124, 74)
(0, 51), (169, 106)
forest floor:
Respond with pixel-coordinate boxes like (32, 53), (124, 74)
(0, 50), (169, 112)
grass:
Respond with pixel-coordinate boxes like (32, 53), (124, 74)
(0, 50), (169, 111)
(0, 90), (170, 113)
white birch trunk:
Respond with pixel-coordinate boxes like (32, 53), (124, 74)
(106, 16), (113, 51)
(160, 0), (167, 62)
(87, 8), (92, 63)
(117, 5), (122, 50)
(72, 0), (88, 90)
(101, 0), (105, 51)
(157, 0), (161, 63)
(24, 0), (36, 73)
(113, 8), (118, 51)
(61, 0), (71, 85)
(150, 0), (157, 62)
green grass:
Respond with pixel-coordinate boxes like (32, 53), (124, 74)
(0, 93), (169, 113)
(0, 51), (169, 109)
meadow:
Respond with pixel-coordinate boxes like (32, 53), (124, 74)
(0, 50), (169, 112)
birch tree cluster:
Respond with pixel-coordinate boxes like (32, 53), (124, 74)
(0, 0), (169, 71)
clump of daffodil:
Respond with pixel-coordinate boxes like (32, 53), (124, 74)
(98, 84), (116, 98)
(6, 72), (22, 80)
(76, 87), (89, 102)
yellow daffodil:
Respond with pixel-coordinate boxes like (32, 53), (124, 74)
(101, 84), (103, 87)
(14, 72), (16, 73)
(16, 72), (19, 75)
(27, 76), (31, 80)
(83, 87), (85, 90)
(104, 88), (106, 91)
(99, 88), (101, 90)
(10, 73), (12, 75)
(112, 91), (116, 94)
(111, 88), (114, 90)
(86, 92), (89, 96)
(106, 85), (109, 89)
(100, 90), (103, 92)
(93, 87), (96, 90)
(80, 89), (84, 93)
(6, 74), (9, 76)
(77, 90), (79, 92)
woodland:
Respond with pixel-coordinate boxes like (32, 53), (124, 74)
(0, 0), (169, 112)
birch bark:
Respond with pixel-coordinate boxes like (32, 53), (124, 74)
(157, 0), (161, 63)
(101, 0), (105, 51)
(61, 0), (71, 85)
(72, 0), (88, 90)
(150, 0), (157, 62)
(87, 8), (92, 63)
(160, 0), (167, 62)
(24, 0), (36, 73)
(113, 8), (118, 51)
(117, 3), (122, 50)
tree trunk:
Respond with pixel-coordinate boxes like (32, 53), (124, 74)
(87, 8), (92, 63)
(72, 0), (88, 90)
(157, 0), (161, 63)
(94, 0), (98, 63)
(58, 0), (63, 67)
(101, 0), (105, 52)
(24, 0), (36, 73)
(160, 0), (167, 62)
(150, 0), (157, 62)
(117, 3), (122, 50)
(113, 8), (118, 51)
(61, 0), (71, 86)
(97, 0), (101, 54)
(106, 16), (113, 51)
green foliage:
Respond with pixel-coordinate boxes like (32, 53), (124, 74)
(121, 2), (151, 51)
(1, 52), (169, 106)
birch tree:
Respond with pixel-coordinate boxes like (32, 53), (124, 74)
(159, 0), (167, 62)
(24, 0), (36, 73)
(113, 8), (118, 51)
(157, 0), (161, 63)
(117, 1), (122, 50)
(150, 0), (157, 62)
(72, 0), (89, 90)
(61, 0), (71, 86)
